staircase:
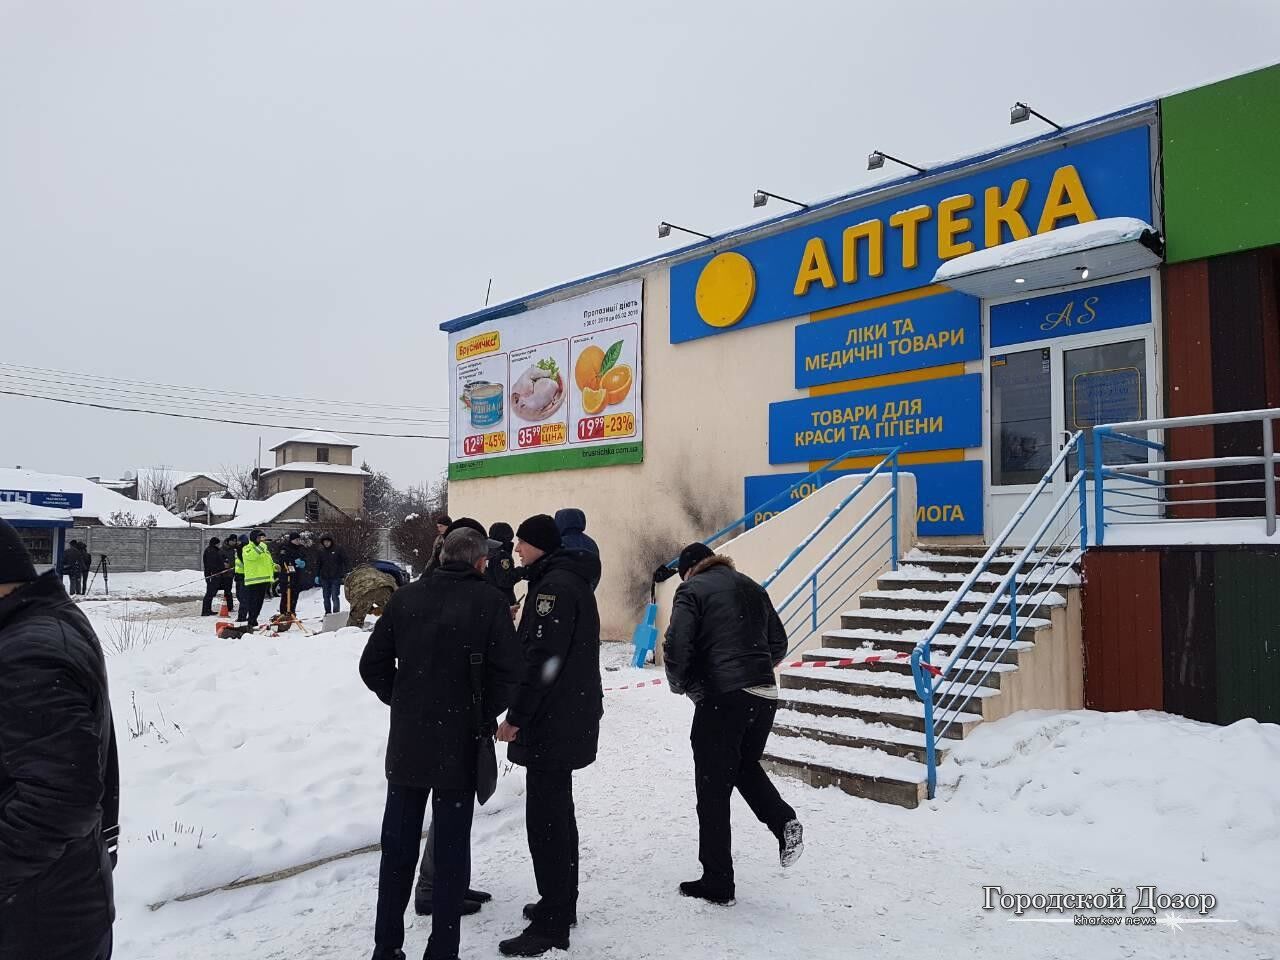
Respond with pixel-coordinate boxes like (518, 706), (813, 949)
(763, 543), (1079, 808)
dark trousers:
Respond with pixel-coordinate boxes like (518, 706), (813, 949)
(319, 578), (342, 614)
(68, 572), (85, 595)
(525, 768), (578, 935)
(234, 575), (245, 613)
(690, 689), (796, 893)
(241, 583), (268, 627)
(201, 578), (233, 616)
(374, 783), (474, 960)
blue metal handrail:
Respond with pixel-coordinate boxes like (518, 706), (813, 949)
(655, 445), (901, 574)
(911, 432), (1087, 800)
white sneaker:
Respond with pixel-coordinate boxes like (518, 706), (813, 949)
(780, 819), (804, 868)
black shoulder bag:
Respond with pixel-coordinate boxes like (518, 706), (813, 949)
(467, 640), (499, 805)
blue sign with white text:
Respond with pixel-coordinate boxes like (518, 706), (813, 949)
(671, 126), (1153, 343)
(0, 489), (84, 510)
(989, 276), (1152, 348)
(744, 460), (983, 536)
(768, 374), (982, 464)
(795, 291), (980, 388)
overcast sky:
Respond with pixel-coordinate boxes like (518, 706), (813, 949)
(3, 0), (1278, 490)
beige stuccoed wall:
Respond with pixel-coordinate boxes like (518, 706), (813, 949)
(452, 268), (825, 640)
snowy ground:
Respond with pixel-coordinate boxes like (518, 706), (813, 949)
(89, 575), (1280, 960)
(81, 568), (208, 599)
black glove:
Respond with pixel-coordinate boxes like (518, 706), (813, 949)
(652, 564), (678, 584)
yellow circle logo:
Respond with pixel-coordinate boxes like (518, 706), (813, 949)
(695, 252), (756, 328)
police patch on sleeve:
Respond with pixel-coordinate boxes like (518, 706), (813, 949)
(535, 594), (556, 616)
(501, 558), (512, 570)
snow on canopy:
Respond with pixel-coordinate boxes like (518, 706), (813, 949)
(0, 468), (187, 527)
(933, 216), (1156, 283)
(268, 430), (357, 451)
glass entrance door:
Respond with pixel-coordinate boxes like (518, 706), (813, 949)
(986, 332), (1156, 542)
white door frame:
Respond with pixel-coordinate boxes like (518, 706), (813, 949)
(982, 269), (1163, 542)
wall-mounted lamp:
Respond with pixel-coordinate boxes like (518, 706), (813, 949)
(1010, 101), (1063, 131)
(753, 189), (808, 210)
(867, 151), (926, 174)
(658, 221), (712, 241)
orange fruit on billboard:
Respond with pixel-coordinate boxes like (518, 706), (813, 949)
(601, 364), (633, 406)
(582, 386), (607, 415)
(575, 346), (605, 390)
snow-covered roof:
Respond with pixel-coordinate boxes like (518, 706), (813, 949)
(261, 462), (369, 478)
(207, 490), (313, 528)
(0, 468), (187, 527)
(933, 217), (1159, 285)
(131, 468), (225, 490)
(268, 431), (357, 452)
(0, 501), (75, 525)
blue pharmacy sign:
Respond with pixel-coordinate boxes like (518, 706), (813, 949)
(989, 276), (1152, 348)
(670, 126), (1153, 343)
(0, 489), (84, 510)
(745, 460), (983, 536)
(795, 291), (980, 388)
(767, 374), (982, 464)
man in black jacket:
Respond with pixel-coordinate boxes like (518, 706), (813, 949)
(61, 539), (87, 596)
(222, 535), (244, 615)
(201, 536), (233, 616)
(276, 533), (306, 618)
(360, 527), (520, 960)
(485, 522), (519, 612)
(496, 515), (602, 958)
(0, 519), (119, 960)
(316, 534), (349, 615)
(663, 543), (803, 907)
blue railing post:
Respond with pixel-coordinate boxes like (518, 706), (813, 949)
(1076, 439), (1088, 549)
(1092, 428), (1107, 546)
(911, 644), (937, 800)
(809, 575), (818, 634)
(890, 452), (900, 572)
(1008, 581), (1018, 653)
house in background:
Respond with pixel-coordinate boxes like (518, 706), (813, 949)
(207, 488), (349, 529)
(259, 431), (368, 518)
(172, 472), (228, 515)
(87, 476), (139, 499)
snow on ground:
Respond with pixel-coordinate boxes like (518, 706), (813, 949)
(1102, 518), (1280, 546)
(88, 590), (1280, 960)
(82, 568), (208, 599)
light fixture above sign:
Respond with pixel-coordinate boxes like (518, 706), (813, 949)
(931, 217), (1163, 297)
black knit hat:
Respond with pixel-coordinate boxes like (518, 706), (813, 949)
(516, 514), (562, 554)
(0, 518), (38, 584)
(677, 542), (715, 579)
(445, 517), (486, 538)
(250, 528), (265, 541)
(209, 537), (221, 547)
(489, 521), (514, 544)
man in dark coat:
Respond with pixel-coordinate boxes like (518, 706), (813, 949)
(496, 515), (602, 958)
(222, 535), (244, 614)
(200, 537), (234, 616)
(360, 527), (520, 960)
(61, 540), (87, 596)
(485, 522), (519, 612)
(0, 519), (119, 960)
(276, 533), (306, 618)
(552, 509), (600, 590)
(662, 543), (803, 907)
(316, 534), (349, 615)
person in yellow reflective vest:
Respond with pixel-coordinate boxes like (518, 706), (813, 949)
(238, 529), (275, 628)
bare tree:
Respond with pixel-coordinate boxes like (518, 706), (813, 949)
(216, 463), (259, 501)
(137, 468), (178, 513)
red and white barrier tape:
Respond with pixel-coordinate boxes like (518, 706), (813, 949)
(605, 650), (939, 693)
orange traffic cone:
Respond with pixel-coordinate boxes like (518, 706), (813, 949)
(218, 599), (230, 617)
(214, 619), (232, 637)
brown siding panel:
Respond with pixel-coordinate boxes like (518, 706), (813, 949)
(1161, 261), (1215, 518)
(1082, 550), (1164, 711)
(1160, 550), (1217, 723)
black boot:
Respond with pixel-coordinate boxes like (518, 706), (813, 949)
(414, 896), (482, 917)
(522, 901), (578, 927)
(498, 926), (570, 957)
(678, 879), (735, 906)
(466, 888), (492, 904)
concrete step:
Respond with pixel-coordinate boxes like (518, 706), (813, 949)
(838, 607), (1050, 643)
(859, 589), (1067, 616)
(773, 708), (948, 764)
(776, 686), (981, 739)
(913, 542), (1011, 559)
(763, 737), (928, 809)
(902, 551), (1081, 578)
(876, 565), (1080, 596)
(800, 648), (1017, 689)
(819, 629), (1032, 664)
(780, 664), (1001, 705)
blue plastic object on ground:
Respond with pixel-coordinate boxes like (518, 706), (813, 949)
(631, 602), (658, 667)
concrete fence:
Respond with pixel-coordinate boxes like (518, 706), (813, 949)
(72, 525), (393, 573)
